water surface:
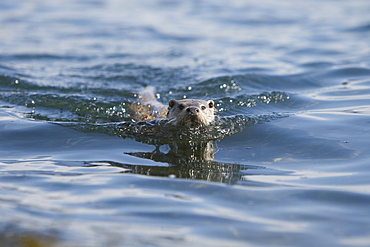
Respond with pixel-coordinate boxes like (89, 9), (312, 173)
(1, 0), (370, 246)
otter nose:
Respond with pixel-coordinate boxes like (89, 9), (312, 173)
(186, 107), (199, 114)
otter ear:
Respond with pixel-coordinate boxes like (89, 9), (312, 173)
(208, 100), (214, 108)
(168, 99), (176, 108)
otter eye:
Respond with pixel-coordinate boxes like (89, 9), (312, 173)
(168, 99), (176, 108)
(201, 106), (206, 110)
(178, 104), (185, 110)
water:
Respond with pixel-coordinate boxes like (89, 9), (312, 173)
(1, 0), (370, 246)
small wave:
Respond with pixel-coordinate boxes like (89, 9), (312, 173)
(55, 112), (290, 146)
(176, 74), (320, 100)
(0, 74), (22, 87)
(346, 22), (370, 32)
(215, 91), (290, 114)
(77, 63), (194, 89)
(116, 113), (289, 144)
(316, 67), (370, 79)
(0, 53), (92, 61)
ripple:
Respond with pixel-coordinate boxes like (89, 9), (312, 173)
(116, 113), (290, 144)
(1, 72), (294, 125)
(0, 53), (93, 61)
(317, 67), (370, 79)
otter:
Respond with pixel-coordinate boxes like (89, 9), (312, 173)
(130, 86), (216, 127)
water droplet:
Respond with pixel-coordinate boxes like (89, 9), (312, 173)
(25, 99), (35, 107)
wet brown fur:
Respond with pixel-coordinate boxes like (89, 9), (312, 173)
(130, 87), (215, 127)
(166, 99), (215, 127)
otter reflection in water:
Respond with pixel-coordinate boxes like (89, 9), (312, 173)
(123, 140), (249, 184)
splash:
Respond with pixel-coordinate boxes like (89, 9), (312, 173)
(116, 113), (289, 144)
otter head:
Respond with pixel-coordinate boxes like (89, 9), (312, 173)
(166, 99), (215, 127)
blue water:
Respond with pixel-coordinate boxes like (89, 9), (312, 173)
(1, 0), (370, 246)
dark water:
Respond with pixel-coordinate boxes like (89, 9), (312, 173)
(1, 0), (370, 246)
